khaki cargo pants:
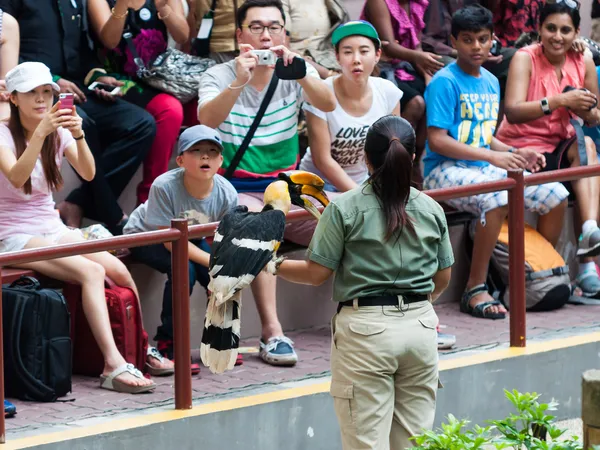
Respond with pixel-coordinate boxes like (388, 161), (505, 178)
(330, 300), (439, 450)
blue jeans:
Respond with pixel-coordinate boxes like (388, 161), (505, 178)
(130, 239), (210, 342)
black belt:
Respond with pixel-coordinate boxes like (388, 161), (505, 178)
(337, 294), (429, 313)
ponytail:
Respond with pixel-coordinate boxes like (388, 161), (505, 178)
(365, 115), (416, 240)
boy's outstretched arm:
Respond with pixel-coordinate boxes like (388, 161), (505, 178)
(428, 127), (528, 171)
(161, 228), (211, 267)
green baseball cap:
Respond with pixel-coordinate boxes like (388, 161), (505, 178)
(331, 20), (381, 47)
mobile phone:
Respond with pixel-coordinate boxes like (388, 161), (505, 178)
(88, 81), (121, 95)
(490, 39), (502, 57)
(58, 93), (74, 110)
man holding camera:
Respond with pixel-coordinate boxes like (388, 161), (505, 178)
(197, 0), (335, 367)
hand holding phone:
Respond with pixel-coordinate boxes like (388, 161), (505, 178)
(88, 81), (122, 95)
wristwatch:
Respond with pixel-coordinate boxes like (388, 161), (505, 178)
(540, 97), (552, 115)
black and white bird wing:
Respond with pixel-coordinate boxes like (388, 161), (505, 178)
(208, 207), (286, 305)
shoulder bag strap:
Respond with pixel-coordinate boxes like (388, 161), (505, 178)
(207, 0), (218, 17)
(223, 73), (280, 179)
(123, 32), (152, 77)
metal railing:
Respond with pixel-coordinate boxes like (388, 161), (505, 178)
(0, 164), (599, 443)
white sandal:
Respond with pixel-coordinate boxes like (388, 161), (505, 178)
(145, 346), (175, 377)
(100, 363), (156, 394)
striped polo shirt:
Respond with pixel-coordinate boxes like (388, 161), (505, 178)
(198, 60), (319, 191)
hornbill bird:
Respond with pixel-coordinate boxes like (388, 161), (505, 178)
(200, 171), (330, 374)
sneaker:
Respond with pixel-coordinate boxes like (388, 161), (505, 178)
(235, 353), (243, 366)
(4, 400), (16, 418)
(156, 340), (201, 375)
(259, 336), (298, 366)
(437, 332), (456, 350)
(575, 270), (600, 298)
(576, 227), (600, 257)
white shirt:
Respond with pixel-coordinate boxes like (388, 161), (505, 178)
(300, 76), (403, 188)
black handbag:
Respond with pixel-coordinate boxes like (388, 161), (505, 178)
(2, 276), (72, 402)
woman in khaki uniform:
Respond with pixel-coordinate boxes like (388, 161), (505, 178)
(272, 115), (454, 449)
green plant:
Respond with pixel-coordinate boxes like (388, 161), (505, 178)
(410, 389), (595, 450)
(411, 414), (494, 450)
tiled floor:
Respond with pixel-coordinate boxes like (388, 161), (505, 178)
(5, 301), (600, 438)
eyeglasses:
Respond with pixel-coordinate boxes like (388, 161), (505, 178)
(242, 23), (285, 35)
(546, 0), (580, 10)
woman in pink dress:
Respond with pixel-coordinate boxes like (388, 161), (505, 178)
(0, 62), (173, 393)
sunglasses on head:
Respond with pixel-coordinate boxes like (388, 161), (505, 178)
(546, 0), (580, 10)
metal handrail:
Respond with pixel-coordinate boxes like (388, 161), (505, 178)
(1, 164), (600, 443)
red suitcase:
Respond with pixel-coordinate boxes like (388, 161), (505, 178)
(64, 280), (148, 377)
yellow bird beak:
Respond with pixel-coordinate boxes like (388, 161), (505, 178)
(278, 171), (330, 220)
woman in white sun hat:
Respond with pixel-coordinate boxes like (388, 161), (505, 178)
(0, 61), (173, 393)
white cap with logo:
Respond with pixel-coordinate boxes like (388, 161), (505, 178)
(6, 62), (60, 94)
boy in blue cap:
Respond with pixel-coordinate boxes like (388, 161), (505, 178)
(124, 125), (239, 371)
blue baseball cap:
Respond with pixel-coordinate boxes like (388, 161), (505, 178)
(331, 20), (381, 47)
(177, 125), (224, 155)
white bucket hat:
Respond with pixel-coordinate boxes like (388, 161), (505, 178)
(6, 62), (60, 94)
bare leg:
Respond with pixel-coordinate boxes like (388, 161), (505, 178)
(12, 237), (153, 388)
(251, 271), (284, 341)
(567, 137), (600, 223)
(537, 200), (568, 247)
(466, 206), (509, 314)
(567, 137), (600, 261)
(58, 231), (172, 371)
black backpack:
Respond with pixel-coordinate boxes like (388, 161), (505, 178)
(2, 276), (72, 401)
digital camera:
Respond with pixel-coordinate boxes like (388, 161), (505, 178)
(252, 50), (277, 65)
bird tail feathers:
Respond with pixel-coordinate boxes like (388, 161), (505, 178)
(200, 290), (241, 374)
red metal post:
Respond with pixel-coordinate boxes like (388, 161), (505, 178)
(171, 219), (192, 409)
(0, 269), (5, 443)
(507, 170), (526, 347)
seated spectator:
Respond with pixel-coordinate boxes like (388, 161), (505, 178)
(0, 62), (173, 393)
(496, 1), (600, 298)
(282, 0), (349, 78)
(423, 5), (569, 320)
(422, 0), (515, 99)
(0, 0), (156, 235)
(197, 0), (335, 365)
(299, 21), (402, 192)
(361, 0), (439, 185)
(87, 0), (190, 205)
(0, 8), (18, 120)
(192, 0), (246, 63)
(488, 0), (543, 49)
(124, 125), (237, 370)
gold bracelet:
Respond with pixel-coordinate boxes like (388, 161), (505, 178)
(111, 7), (128, 19)
(157, 7), (172, 20)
